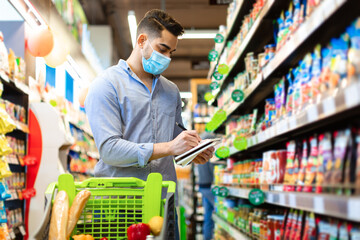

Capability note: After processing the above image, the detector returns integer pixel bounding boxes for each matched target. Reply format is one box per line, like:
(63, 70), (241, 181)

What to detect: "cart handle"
(45, 178), (176, 194)
(162, 181), (176, 193)
(74, 177), (146, 188)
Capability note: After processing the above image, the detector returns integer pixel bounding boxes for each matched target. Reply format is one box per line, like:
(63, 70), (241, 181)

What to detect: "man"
(85, 9), (214, 237)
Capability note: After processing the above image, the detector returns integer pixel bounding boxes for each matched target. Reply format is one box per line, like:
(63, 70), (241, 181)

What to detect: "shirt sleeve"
(173, 90), (184, 139)
(85, 74), (153, 168)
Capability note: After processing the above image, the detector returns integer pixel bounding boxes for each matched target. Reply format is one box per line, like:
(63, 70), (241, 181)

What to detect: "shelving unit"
(213, 80), (360, 160)
(212, 214), (251, 240)
(0, 72), (29, 240)
(208, 0), (360, 239)
(208, 0), (290, 106)
(207, 0), (254, 80)
(216, 186), (360, 222)
(209, 0), (358, 129)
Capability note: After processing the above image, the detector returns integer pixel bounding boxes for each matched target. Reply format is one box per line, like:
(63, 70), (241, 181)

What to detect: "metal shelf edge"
(225, 186), (360, 222)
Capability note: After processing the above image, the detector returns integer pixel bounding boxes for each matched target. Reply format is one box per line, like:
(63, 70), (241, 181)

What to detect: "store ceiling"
(79, 0), (227, 91)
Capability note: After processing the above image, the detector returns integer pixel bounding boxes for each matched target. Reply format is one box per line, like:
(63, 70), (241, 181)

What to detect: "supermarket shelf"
(224, 186), (360, 222)
(210, 0), (278, 106)
(212, 214), (251, 240)
(224, 81), (360, 158)
(210, 74), (262, 132)
(0, 72), (29, 96)
(69, 121), (93, 138)
(210, 0), (357, 108)
(193, 117), (211, 124)
(207, 0), (253, 80)
(262, 0), (348, 81)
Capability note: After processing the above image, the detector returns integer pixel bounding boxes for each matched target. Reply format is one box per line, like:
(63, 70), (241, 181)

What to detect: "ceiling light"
(128, 11), (137, 48)
(179, 30), (218, 39)
(180, 92), (192, 99)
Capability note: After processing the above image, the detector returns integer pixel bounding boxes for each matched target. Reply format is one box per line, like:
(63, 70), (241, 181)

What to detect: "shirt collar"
(118, 59), (160, 94)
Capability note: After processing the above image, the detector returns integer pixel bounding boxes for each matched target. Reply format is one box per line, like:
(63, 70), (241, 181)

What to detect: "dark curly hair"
(137, 9), (184, 38)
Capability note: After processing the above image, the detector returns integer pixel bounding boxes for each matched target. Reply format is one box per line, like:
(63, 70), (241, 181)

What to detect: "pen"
(176, 122), (187, 131)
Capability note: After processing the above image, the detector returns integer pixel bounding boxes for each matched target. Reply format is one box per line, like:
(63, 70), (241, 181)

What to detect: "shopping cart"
(33, 173), (176, 240)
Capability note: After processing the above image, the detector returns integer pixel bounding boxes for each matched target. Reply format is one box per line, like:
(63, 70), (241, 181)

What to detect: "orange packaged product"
(304, 136), (318, 192)
(284, 141), (296, 191)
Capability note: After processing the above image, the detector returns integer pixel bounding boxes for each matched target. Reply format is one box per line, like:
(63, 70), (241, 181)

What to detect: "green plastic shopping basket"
(33, 173), (176, 240)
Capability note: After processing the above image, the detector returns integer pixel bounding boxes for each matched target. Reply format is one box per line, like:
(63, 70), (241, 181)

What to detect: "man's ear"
(137, 33), (147, 48)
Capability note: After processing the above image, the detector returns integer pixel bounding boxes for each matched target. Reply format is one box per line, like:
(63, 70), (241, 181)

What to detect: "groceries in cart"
(49, 190), (91, 240)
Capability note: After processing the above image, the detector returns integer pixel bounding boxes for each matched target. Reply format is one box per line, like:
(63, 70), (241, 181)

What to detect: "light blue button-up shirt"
(85, 59), (183, 187)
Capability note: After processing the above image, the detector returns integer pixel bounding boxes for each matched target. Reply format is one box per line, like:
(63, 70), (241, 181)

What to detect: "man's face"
(141, 29), (178, 60)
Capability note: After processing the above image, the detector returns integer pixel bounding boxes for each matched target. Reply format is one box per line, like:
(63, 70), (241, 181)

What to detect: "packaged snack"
(276, 150), (287, 184)
(331, 129), (351, 195)
(293, 0), (302, 31)
(320, 47), (333, 93)
(329, 220), (339, 240)
(286, 69), (294, 116)
(318, 218), (331, 240)
(276, 12), (286, 50)
(284, 3), (293, 41)
(292, 145), (301, 190)
(302, 212), (317, 240)
(297, 140), (308, 192)
(285, 209), (296, 240)
(339, 222), (349, 240)
(274, 78), (286, 119)
(265, 98), (276, 127)
(350, 224), (360, 240)
(329, 36), (349, 90)
(304, 136), (318, 192)
(316, 132), (332, 193)
(301, 53), (313, 106)
(293, 67), (302, 113)
(284, 141), (296, 191)
(311, 45), (322, 102)
(293, 210), (305, 240)
(347, 18), (360, 81)
(7, 49), (15, 80)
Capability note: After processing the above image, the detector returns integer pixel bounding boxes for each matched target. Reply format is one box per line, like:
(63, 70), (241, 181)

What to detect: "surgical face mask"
(142, 41), (171, 75)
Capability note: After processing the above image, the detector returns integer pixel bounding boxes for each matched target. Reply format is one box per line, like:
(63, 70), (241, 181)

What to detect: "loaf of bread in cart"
(66, 190), (91, 238)
(49, 190), (69, 240)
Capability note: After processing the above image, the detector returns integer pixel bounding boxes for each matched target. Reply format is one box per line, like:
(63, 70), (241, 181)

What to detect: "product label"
(231, 89), (245, 103)
(275, 229), (281, 240)
(208, 49), (218, 61)
(204, 92), (214, 102)
(213, 71), (223, 81)
(214, 33), (225, 43)
(218, 64), (229, 75)
(210, 81), (220, 90)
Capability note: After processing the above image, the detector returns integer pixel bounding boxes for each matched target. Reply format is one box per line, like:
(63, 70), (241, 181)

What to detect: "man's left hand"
(192, 147), (215, 164)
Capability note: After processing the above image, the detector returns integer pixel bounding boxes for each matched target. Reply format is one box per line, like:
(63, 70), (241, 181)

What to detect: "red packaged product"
(285, 210), (296, 240)
(302, 212), (317, 240)
(276, 150), (287, 183)
(304, 136), (318, 192)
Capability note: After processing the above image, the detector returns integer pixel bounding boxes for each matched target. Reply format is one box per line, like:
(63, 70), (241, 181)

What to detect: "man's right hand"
(169, 130), (201, 155)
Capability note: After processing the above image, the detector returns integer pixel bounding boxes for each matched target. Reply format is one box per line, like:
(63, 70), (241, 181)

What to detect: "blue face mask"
(142, 41), (171, 75)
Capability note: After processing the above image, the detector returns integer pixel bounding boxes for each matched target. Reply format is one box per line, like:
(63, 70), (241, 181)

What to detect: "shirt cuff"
(137, 143), (154, 167)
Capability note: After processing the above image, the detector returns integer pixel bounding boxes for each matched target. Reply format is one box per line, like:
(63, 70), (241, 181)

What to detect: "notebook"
(175, 138), (221, 167)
